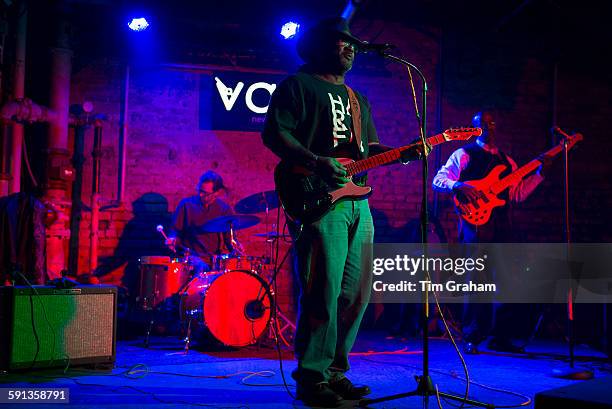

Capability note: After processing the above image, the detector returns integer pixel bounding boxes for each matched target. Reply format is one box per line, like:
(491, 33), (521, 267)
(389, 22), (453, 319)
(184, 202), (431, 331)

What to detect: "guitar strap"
(344, 84), (365, 157)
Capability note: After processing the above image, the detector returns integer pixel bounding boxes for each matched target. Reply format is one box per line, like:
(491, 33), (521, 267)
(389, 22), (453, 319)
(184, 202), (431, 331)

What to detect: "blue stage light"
(128, 17), (150, 32)
(280, 21), (300, 39)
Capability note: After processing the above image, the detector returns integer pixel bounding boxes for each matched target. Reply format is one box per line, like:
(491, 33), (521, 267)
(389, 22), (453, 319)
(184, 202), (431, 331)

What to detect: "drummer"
(166, 171), (236, 272)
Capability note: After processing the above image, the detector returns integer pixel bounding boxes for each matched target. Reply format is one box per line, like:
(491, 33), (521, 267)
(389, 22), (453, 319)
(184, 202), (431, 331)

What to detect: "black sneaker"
(296, 382), (344, 407)
(329, 376), (371, 400)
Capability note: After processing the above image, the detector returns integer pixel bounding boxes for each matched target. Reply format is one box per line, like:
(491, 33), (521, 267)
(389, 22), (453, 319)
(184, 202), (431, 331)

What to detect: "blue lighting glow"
(341, 3), (356, 20)
(280, 21), (300, 39)
(128, 17), (150, 32)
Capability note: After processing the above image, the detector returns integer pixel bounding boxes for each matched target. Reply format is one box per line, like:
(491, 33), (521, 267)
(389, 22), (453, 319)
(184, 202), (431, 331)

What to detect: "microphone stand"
(360, 51), (492, 408)
(552, 132), (593, 380)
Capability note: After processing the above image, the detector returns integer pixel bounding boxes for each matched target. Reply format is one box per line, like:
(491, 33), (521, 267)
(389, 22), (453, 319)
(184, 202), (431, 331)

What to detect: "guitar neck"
(345, 133), (448, 176)
(493, 143), (564, 194)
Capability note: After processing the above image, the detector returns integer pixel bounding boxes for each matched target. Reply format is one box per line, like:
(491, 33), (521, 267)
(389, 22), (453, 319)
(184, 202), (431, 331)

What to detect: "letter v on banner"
(214, 77), (244, 111)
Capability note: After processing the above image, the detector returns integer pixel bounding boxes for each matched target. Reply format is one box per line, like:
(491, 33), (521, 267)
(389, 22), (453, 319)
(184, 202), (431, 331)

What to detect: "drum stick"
(156, 225), (169, 240)
(157, 225), (176, 253)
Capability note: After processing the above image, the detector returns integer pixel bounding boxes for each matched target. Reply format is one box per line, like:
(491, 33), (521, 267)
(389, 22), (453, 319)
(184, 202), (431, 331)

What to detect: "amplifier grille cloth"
(11, 293), (114, 364)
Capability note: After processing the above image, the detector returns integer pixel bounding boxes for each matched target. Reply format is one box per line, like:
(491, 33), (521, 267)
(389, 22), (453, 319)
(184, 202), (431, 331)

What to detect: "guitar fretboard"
(345, 133), (449, 176)
(492, 142), (567, 194)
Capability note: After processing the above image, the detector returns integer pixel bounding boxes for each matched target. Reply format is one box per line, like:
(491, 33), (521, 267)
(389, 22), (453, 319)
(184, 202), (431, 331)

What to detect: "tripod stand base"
(359, 375), (494, 408)
(551, 367), (594, 380)
(270, 308), (296, 347)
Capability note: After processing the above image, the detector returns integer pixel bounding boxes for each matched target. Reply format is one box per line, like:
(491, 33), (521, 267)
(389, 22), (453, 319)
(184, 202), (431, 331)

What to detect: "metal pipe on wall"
(0, 13), (9, 196)
(67, 121), (86, 274)
(68, 112), (107, 275)
(48, 48), (72, 151)
(44, 17), (74, 279)
(89, 125), (102, 272)
(1, 99), (56, 122)
(117, 64), (129, 204)
(0, 125), (9, 196)
(9, 0), (27, 194)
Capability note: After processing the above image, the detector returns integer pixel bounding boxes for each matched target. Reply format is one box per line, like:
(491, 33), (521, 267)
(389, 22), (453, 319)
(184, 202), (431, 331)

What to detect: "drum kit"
(137, 190), (294, 349)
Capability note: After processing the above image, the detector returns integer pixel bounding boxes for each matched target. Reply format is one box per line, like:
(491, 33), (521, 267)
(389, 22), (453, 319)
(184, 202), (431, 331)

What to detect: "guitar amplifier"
(0, 285), (117, 370)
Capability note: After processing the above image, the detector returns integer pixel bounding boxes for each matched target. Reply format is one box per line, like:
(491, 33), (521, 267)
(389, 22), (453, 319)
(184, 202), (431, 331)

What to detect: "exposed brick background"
(68, 20), (612, 318)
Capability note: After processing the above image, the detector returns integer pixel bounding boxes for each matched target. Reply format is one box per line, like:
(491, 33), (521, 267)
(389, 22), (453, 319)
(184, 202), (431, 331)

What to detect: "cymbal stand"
(260, 207), (296, 346)
(262, 193), (275, 266)
(229, 221), (245, 255)
(264, 233), (296, 347)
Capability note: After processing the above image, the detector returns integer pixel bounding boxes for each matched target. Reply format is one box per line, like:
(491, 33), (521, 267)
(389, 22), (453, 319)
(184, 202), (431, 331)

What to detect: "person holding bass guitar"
(433, 110), (549, 354)
(261, 17), (430, 407)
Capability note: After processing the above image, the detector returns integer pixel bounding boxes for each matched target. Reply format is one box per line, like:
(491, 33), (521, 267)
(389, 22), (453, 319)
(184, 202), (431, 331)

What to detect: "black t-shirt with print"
(262, 68), (379, 164)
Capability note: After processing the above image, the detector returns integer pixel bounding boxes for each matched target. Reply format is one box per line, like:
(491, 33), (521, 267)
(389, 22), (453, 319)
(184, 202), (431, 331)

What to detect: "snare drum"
(138, 255), (192, 310)
(180, 269), (272, 347)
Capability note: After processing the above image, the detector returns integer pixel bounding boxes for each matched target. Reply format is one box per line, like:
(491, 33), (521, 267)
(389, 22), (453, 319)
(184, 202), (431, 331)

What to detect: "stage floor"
(1, 331), (610, 408)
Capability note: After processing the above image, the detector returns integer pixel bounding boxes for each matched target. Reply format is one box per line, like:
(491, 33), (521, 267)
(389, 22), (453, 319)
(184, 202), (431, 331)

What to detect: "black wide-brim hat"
(297, 17), (364, 63)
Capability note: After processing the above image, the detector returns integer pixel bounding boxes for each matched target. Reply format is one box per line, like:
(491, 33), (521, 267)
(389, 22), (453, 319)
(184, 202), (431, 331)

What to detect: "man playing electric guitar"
(433, 111), (548, 354)
(262, 17), (429, 407)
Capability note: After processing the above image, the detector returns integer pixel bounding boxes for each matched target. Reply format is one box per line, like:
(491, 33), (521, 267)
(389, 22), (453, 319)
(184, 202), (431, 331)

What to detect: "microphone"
(245, 299), (268, 321)
(358, 41), (396, 53)
(551, 126), (572, 139)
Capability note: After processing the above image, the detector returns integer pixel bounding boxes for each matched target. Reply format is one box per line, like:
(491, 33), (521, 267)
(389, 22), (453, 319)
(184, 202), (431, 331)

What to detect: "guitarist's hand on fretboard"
(399, 138), (433, 163)
(452, 182), (485, 205)
(316, 156), (350, 188)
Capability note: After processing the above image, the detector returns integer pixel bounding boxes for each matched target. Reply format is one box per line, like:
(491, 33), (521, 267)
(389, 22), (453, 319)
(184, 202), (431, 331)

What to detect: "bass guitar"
(275, 127), (482, 224)
(454, 132), (583, 226)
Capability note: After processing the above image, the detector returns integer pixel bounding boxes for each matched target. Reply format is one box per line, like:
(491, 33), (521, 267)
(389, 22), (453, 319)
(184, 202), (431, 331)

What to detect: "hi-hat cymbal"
(235, 191), (279, 214)
(200, 215), (260, 233)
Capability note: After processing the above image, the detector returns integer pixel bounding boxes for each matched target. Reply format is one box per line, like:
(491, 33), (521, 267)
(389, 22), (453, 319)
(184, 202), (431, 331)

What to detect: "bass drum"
(181, 270), (272, 347)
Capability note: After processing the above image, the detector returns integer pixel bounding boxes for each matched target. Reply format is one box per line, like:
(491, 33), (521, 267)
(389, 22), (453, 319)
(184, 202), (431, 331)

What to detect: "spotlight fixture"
(280, 21), (300, 40)
(128, 17), (150, 32)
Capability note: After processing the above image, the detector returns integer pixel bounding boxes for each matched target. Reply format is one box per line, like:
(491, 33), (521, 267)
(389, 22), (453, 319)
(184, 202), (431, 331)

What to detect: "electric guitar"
(275, 127), (482, 224)
(454, 133), (583, 226)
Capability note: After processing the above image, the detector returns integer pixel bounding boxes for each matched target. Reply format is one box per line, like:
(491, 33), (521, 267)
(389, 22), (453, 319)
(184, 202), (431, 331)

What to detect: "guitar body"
(453, 164), (507, 226)
(275, 157), (372, 224)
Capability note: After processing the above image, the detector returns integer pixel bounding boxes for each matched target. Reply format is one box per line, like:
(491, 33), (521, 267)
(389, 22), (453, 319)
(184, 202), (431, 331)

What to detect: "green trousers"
(291, 199), (374, 384)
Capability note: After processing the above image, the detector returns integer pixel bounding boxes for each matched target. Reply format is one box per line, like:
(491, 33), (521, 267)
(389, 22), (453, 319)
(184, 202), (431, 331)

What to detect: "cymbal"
(235, 190), (279, 214)
(253, 231), (291, 239)
(200, 215), (260, 233)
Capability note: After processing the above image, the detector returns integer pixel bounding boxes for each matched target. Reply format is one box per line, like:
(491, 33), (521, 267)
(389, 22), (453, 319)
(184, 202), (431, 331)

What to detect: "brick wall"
(68, 21), (612, 317)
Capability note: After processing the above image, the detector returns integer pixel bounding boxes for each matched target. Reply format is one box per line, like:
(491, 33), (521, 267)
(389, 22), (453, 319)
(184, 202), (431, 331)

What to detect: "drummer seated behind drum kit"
(137, 171), (288, 348)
